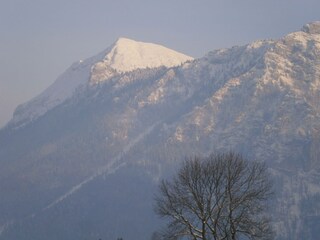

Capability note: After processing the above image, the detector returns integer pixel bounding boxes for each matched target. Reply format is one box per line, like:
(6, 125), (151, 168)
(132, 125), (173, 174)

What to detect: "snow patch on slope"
(9, 53), (105, 128)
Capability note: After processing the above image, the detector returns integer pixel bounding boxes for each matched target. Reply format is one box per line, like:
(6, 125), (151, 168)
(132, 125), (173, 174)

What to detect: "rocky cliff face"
(0, 23), (319, 240)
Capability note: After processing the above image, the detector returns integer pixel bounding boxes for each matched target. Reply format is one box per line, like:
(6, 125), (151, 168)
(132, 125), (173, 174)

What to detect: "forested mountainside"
(1, 22), (320, 240)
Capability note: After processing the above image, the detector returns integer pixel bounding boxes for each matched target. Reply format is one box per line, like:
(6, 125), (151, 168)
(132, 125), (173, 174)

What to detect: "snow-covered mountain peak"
(89, 37), (194, 84)
(8, 38), (193, 128)
(107, 37), (194, 72)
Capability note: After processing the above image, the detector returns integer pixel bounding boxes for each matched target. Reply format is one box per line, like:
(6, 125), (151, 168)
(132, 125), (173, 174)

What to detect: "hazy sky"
(0, 0), (319, 127)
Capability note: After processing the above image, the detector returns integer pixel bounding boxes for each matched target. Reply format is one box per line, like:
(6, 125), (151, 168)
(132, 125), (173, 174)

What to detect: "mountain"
(9, 37), (193, 128)
(0, 22), (320, 240)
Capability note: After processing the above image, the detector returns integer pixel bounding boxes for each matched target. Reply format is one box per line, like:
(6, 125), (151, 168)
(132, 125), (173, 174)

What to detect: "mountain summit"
(9, 38), (193, 128)
(90, 37), (193, 84)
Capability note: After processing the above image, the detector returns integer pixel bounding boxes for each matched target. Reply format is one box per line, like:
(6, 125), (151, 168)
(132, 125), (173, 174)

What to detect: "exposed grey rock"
(301, 21), (320, 34)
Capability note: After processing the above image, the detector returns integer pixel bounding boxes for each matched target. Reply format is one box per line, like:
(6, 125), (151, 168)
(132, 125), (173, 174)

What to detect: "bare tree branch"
(154, 152), (274, 240)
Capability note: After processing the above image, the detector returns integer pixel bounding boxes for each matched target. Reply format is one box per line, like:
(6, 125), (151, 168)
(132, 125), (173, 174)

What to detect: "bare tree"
(154, 152), (273, 240)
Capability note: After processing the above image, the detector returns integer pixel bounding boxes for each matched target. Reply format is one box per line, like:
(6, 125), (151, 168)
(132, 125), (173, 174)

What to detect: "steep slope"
(0, 22), (320, 240)
(9, 38), (193, 128)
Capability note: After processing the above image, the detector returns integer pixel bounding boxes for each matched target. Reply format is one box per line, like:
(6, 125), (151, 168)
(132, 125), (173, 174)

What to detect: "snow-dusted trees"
(154, 152), (273, 240)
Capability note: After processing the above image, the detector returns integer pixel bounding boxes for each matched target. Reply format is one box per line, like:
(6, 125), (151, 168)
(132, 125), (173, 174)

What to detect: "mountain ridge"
(1, 22), (320, 240)
(8, 38), (193, 129)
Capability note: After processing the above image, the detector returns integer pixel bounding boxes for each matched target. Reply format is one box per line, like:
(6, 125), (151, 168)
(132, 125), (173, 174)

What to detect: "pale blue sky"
(0, 0), (319, 127)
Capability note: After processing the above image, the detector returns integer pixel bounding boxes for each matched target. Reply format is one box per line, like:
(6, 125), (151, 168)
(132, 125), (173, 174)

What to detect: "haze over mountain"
(0, 22), (320, 240)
